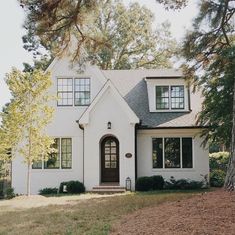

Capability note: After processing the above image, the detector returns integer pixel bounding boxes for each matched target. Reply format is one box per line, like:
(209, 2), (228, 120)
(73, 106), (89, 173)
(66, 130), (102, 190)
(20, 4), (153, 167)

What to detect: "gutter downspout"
(77, 121), (85, 184)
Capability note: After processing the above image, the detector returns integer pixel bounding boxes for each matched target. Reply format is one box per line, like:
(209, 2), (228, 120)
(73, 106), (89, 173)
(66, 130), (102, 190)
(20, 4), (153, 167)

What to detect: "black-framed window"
(182, 138), (193, 168)
(156, 85), (185, 110)
(32, 137), (72, 170)
(165, 138), (180, 168)
(152, 138), (163, 168)
(152, 137), (193, 169)
(61, 138), (72, 169)
(171, 86), (184, 109)
(74, 78), (90, 106)
(44, 138), (60, 169)
(57, 78), (73, 106)
(32, 160), (42, 169)
(156, 86), (169, 109)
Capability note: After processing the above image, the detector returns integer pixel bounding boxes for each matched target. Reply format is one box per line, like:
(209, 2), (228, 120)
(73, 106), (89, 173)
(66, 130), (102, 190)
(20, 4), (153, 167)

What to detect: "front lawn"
(0, 190), (207, 235)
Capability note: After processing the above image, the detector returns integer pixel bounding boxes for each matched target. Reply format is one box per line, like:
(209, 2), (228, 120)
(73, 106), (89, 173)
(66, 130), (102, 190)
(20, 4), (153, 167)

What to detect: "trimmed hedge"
(164, 177), (204, 190)
(59, 180), (85, 194)
(210, 169), (226, 187)
(136, 175), (164, 191)
(151, 175), (164, 190)
(209, 152), (229, 172)
(209, 152), (229, 187)
(39, 187), (58, 195)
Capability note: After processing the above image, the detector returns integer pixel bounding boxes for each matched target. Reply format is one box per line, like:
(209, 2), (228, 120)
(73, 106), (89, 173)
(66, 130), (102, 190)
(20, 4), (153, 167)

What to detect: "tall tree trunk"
(27, 162), (31, 196)
(224, 77), (235, 190)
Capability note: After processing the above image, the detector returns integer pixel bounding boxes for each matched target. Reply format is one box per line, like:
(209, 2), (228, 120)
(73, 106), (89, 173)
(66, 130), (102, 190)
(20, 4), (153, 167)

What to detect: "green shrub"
(210, 169), (226, 187)
(6, 187), (15, 199)
(39, 187), (58, 195)
(135, 176), (154, 191)
(59, 181), (85, 194)
(209, 152), (229, 172)
(164, 177), (203, 190)
(151, 175), (164, 190)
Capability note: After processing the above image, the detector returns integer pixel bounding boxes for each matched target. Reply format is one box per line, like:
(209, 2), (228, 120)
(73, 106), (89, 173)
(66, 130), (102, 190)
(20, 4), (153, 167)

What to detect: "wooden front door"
(101, 136), (119, 182)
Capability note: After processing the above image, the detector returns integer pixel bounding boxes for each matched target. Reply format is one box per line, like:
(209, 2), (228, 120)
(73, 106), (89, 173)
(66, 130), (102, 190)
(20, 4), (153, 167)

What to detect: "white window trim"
(152, 137), (194, 170)
(32, 137), (73, 170)
(155, 85), (185, 111)
(57, 77), (91, 107)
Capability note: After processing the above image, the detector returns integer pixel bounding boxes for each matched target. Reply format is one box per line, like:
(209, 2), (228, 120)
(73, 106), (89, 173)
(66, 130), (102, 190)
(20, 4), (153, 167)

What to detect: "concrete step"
(91, 186), (126, 194)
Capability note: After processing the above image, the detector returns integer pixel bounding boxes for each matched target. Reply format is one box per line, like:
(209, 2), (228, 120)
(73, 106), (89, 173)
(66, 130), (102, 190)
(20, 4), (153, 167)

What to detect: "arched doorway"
(101, 136), (119, 182)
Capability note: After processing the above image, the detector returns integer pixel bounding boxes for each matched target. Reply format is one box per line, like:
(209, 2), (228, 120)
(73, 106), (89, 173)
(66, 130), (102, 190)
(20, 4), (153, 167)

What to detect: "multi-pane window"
(74, 78), (90, 106)
(152, 137), (193, 169)
(156, 85), (185, 110)
(32, 138), (72, 170)
(156, 86), (169, 109)
(104, 139), (118, 169)
(152, 138), (163, 168)
(171, 86), (184, 109)
(44, 138), (60, 169)
(57, 78), (73, 106)
(61, 138), (72, 169)
(165, 138), (180, 168)
(32, 160), (42, 169)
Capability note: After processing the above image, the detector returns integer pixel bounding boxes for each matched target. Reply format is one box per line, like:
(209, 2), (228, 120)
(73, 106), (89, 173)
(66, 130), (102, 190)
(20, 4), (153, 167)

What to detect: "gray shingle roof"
(102, 69), (203, 128)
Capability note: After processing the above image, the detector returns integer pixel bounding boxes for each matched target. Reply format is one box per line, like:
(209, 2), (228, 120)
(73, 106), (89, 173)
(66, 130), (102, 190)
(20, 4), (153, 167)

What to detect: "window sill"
(32, 169), (73, 173)
(152, 168), (195, 172)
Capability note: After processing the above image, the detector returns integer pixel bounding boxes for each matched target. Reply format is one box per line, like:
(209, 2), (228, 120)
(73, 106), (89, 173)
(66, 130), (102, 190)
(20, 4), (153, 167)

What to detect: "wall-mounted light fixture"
(107, 121), (111, 129)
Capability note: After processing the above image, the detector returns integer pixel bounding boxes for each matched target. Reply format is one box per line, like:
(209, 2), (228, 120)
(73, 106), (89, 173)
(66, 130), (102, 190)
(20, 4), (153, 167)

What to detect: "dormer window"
(156, 85), (184, 110)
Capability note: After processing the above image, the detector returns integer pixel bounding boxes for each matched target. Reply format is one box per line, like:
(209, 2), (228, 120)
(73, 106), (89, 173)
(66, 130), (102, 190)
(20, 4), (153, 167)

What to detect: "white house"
(12, 56), (209, 194)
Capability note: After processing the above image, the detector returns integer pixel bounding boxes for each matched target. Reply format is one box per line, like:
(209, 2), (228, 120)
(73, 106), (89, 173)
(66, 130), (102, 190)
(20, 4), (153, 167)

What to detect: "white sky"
(0, 0), (198, 110)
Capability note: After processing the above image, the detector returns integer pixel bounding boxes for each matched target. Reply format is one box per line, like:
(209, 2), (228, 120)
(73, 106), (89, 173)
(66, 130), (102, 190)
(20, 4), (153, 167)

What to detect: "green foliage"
(181, 0), (235, 148)
(209, 152), (230, 172)
(19, 0), (99, 58)
(164, 177), (204, 190)
(136, 175), (164, 191)
(59, 181), (85, 194)
(151, 175), (164, 190)
(39, 187), (58, 195)
(210, 169), (226, 187)
(6, 187), (15, 199)
(87, 0), (176, 69)
(135, 177), (154, 191)
(0, 69), (55, 195)
(20, 0), (176, 69)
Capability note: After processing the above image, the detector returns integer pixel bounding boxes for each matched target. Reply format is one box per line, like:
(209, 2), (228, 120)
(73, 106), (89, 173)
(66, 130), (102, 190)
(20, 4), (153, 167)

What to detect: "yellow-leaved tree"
(0, 69), (55, 196)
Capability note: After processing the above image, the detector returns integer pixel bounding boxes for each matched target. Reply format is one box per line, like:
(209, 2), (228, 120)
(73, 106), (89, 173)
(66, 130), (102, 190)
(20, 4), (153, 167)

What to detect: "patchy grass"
(0, 190), (208, 235)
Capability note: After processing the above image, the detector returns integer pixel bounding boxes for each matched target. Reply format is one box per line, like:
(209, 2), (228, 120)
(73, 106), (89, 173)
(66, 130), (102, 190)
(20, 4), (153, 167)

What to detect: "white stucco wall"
(83, 88), (136, 191)
(137, 129), (209, 182)
(12, 58), (107, 194)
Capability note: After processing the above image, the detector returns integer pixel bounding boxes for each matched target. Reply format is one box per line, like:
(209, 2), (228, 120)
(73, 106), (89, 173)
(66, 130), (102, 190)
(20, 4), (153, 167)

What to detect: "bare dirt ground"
(0, 192), (127, 211)
(111, 189), (235, 235)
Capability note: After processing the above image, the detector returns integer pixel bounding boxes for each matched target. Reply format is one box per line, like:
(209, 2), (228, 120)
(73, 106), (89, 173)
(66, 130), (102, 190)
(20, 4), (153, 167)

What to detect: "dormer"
(145, 73), (190, 113)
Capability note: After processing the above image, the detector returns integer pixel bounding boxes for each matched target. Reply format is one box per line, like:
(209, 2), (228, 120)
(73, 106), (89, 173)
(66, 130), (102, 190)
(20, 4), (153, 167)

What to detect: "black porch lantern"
(126, 177), (131, 191)
(107, 121), (111, 129)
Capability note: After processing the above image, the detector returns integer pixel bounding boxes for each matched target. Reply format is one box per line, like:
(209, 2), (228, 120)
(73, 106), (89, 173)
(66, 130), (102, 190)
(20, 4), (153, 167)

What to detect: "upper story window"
(57, 78), (73, 106)
(74, 78), (90, 106)
(156, 85), (184, 110)
(156, 86), (169, 109)
(171, 86), (184, 109)
(57, 78), (90, 106)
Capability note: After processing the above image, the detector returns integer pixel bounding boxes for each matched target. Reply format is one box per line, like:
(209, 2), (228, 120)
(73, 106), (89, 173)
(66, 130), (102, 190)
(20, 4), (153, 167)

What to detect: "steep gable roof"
(79, 79), (139, 125)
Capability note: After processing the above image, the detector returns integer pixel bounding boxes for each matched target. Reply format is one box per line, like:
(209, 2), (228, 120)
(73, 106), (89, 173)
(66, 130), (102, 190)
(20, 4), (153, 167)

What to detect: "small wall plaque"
(125, 153), (132, 158)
